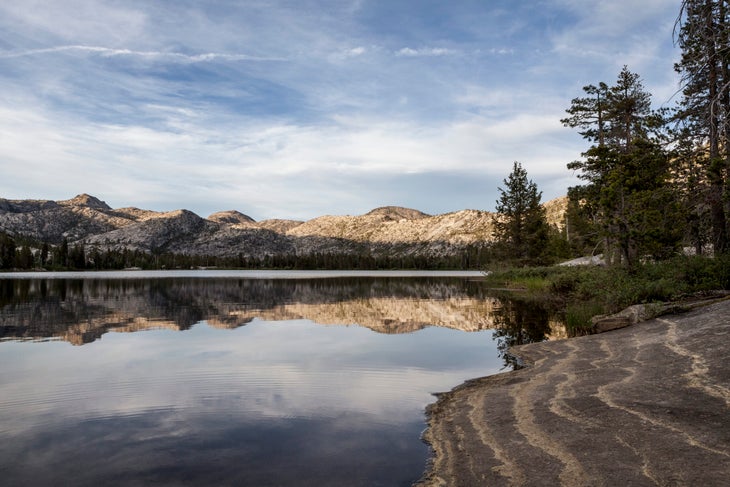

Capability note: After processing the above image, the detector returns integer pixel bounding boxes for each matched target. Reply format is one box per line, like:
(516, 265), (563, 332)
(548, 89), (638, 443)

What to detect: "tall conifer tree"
(563, 68), (680, 266)
(493, 162), (549, 265)
(674, 0), (730, 254)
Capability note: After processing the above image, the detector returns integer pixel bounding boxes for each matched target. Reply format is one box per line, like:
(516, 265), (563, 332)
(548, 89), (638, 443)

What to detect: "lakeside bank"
(417, 298), (730, 486)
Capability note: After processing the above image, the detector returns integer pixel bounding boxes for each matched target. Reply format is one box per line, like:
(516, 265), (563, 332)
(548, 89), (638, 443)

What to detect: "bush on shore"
(483, 255), (730, 333)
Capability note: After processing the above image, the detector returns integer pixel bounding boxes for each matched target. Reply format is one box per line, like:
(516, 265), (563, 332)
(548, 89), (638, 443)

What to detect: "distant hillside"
(0, 194), (568, 260)
(207, 210), (256, 226)
(543, 196), (568, 231)
(0, 193), (140, 244)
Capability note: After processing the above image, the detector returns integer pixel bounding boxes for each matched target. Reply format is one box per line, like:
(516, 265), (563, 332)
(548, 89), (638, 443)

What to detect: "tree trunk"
(721, 0), (730, 253)
(705, 0), (728, 253)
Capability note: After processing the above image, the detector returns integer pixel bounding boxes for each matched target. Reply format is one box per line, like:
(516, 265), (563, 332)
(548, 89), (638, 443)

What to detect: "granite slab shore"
(418, 298), (730, 486)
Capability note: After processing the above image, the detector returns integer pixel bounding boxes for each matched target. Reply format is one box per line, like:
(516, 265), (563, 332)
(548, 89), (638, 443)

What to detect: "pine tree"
(54, 238), (69, 269)
(493, 162), (550, 265)
(0, 233), (16, 269)
(673, 0), (730, 254)
(17, 246), (34, 269)
(563, 67), (680, 266)
(40, 242), (49, 267)
(562, 82), (610, 146)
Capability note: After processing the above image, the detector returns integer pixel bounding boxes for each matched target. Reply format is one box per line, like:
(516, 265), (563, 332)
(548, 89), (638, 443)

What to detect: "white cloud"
(395, 47), (458, 57)
(345, 46), (366, 57)
(327, 45), (369, 62)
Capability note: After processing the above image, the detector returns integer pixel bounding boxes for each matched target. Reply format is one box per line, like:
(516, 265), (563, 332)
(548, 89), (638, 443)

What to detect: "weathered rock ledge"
(418, 297), (730, 486)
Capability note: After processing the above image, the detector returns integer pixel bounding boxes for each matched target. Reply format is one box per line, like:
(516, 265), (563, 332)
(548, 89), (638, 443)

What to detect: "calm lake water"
(0, 271), (563, 486)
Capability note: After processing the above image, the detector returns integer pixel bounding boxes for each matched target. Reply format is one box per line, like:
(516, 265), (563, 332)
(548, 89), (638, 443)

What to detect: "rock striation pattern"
(418, 298), (730, 486)
(0, 193), (567, 259)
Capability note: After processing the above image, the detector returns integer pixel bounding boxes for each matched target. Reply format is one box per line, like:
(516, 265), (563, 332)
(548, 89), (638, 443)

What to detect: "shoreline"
(417, 298), (730, 485)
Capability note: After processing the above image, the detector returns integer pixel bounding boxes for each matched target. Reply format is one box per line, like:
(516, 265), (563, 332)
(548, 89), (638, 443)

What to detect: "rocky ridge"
(207, 210), (256, 226)
(0, 194), (568, 259)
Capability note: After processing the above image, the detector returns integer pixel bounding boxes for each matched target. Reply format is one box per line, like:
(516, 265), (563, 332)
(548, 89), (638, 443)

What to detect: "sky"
(0, 0), (683, 221)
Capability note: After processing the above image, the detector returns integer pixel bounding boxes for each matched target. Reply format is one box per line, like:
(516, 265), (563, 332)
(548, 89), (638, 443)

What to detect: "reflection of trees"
(0, 277), (568, 348)
(0, 277), (502, 344)
(492, 296), (552, 369)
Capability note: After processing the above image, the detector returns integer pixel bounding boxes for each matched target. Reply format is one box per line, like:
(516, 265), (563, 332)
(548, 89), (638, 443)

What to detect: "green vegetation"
(489, 1), (730, 335)
(564, 301), (605, 335)
(491, 162), (564, 266)
(556, 1), (730, 265)
(483, 256), (730, 334)
(486, 1), (730, 333)
(674, 0), (730, 255)
(561, 66), (684, 265)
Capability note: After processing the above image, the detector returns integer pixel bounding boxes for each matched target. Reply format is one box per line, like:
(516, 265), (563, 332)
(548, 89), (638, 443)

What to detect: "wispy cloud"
(0, 45), (285, 63)
(549, 0), (677, 70)
(488, 48), (514, 55)
(344, 46), (366, 57)
(328, 46), (369, 62)
(395, 47), (458, 57)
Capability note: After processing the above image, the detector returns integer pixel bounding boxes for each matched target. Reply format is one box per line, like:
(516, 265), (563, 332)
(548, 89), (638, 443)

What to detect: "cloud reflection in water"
(0, 277), (556, 486)
(0, 275), (551, 486)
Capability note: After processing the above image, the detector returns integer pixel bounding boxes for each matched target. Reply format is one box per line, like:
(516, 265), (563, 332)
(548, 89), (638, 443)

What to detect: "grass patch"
(483, 267), (553, 290)
(565, 300), (604, 335)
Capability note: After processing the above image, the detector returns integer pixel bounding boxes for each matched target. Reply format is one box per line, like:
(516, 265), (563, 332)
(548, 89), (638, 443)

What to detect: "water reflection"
(0, 276), (527, 344)
(0, 274), (566, 486)
(491, 294), (564, 369)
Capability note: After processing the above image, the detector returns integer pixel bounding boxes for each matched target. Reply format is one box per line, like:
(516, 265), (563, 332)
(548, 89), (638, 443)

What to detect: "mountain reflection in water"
(0, 273), (565, 486)
(0, 275), (565, 345)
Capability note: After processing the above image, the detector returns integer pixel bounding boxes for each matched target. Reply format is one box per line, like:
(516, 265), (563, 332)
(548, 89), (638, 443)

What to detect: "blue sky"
(0, 0), (681, 220)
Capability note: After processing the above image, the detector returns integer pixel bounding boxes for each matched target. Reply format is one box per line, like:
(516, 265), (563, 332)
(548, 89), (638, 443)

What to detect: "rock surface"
(418, 298), (730, 486)
(543, 195), (568, 232)
(207, 210), (256, 226)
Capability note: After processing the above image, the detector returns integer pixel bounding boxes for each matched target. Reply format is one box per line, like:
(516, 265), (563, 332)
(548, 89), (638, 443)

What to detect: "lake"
(0, 270), (564, 486)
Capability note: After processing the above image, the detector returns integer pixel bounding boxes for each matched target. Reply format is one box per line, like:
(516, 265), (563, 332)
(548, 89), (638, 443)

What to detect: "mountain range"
(0, 194), (567, 259)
